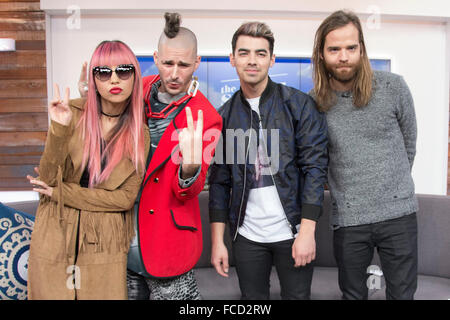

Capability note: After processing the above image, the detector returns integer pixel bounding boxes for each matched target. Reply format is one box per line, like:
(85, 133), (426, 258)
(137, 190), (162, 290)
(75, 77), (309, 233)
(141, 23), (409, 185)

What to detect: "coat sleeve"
(50, 126), (150, 213)
(295, 95), (329, 222)
(171, 111), (223, 202)
(51, 170), (143, 212)
(207, 122), (231, 224)
(38, 119), (74, 186)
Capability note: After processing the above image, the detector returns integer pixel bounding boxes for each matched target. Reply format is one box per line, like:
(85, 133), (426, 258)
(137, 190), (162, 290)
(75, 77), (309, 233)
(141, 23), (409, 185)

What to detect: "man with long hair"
(311, 10), (418, 300)
(209, 21), (328, 299)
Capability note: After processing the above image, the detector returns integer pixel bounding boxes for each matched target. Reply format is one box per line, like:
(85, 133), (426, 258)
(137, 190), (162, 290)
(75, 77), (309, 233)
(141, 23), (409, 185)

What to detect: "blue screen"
(138, 56), (391, 109)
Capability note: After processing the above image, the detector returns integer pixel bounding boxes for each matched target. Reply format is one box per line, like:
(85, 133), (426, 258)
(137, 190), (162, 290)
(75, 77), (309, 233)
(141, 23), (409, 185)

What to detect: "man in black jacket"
(208, 21), (328, 300)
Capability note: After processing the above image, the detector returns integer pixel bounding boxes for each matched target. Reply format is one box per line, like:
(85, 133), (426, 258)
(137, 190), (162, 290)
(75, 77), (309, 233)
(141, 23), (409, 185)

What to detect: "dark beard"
(326, 62), (361, 84)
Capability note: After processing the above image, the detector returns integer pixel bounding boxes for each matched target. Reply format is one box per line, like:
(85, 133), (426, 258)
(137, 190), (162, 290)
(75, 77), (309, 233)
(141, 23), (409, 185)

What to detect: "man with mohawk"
(125, 12), (222, 300)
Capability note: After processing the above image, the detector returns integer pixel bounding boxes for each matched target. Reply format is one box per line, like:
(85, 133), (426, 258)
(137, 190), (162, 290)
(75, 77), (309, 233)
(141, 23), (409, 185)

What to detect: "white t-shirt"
(238, 97), (296, 243)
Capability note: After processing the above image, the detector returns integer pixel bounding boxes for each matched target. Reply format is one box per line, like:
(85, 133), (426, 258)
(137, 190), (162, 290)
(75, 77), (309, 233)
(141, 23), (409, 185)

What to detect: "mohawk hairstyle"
(164, 12), (181, 38)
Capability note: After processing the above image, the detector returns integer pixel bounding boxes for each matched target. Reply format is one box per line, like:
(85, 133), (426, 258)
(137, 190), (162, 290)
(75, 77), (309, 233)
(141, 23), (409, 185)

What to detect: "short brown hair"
(312, 10), (373, 111)
(231, 21), (275, 56)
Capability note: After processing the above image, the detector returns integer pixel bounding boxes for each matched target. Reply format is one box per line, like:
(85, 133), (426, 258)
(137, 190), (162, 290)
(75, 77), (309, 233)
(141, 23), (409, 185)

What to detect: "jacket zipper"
(234, 109), (252, 242)
(256, 112), (295, 236)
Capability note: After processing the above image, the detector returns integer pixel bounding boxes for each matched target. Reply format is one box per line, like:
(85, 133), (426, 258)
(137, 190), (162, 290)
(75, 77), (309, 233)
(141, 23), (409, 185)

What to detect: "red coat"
(137, 75), (222, 278)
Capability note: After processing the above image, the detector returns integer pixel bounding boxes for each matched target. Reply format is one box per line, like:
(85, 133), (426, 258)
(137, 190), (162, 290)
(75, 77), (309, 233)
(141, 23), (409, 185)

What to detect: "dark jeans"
(232, 234), (314, 300)
(333, 213), (418, 300)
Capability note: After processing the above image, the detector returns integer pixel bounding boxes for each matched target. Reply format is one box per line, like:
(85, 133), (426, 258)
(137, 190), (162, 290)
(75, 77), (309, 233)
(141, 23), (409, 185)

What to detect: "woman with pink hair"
(26, 40), (149, 299)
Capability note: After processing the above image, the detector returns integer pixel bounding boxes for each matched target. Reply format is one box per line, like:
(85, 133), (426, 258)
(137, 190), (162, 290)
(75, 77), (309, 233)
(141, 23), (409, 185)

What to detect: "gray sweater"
(324, 70), (418, 228)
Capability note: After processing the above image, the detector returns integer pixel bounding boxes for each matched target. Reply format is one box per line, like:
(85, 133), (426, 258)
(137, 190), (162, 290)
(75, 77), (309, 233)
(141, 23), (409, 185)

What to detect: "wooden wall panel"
(0, 79), (47, 98)
(0, 164), (36, 177)
(0, 98), (47, 112)
(0, 11), (44, 31)
(0, 0), (47, 191)
(0, 145), (43, 165)
(15, 39), (44, 50)
(0, 178), (37, 189)
(0, 132), (47, 147)
(1, 50), (46, 67)
(0, 30), (44, 40)
(0, 2), (40, 12)
(0, 112), (48, 131)
(0, 67), (46, 79)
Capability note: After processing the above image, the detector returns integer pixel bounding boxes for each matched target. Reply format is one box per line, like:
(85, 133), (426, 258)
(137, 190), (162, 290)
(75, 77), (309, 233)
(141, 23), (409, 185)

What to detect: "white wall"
(3, 1), (449, 203)
(40, 0), (450, 19)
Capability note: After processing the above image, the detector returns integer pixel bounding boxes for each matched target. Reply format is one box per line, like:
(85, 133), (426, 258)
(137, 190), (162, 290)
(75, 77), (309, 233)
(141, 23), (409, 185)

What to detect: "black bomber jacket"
(208, 78), (329, 240)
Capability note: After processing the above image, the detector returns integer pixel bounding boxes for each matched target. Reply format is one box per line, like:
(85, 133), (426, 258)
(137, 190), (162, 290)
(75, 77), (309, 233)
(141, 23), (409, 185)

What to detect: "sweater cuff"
(301, 203), (322, 222)
(178, 164), (201, 188)
(209, 209), (228, 224)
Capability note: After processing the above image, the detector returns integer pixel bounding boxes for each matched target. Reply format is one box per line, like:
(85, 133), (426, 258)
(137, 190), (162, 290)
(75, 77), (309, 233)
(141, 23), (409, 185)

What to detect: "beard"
(325, 60), (361, 84)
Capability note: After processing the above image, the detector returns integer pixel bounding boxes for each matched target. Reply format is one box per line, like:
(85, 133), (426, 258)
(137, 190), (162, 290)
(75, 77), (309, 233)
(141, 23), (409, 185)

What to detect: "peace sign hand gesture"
(178, 107), (203, 179)
(49, 83), (72, 126)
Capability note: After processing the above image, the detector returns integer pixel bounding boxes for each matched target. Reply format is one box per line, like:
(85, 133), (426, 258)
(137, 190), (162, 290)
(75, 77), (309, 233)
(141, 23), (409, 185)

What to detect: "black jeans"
(333, 213), (418, 300)
(232, 234), (314, 300)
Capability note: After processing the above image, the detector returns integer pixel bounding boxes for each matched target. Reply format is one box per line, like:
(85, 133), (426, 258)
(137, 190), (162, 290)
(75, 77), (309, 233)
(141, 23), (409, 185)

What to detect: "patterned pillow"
(0, 202), (35, 300)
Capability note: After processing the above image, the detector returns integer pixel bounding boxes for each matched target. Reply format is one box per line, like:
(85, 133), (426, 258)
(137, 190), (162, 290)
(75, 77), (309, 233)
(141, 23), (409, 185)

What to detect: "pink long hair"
(78, 40), (145, 187)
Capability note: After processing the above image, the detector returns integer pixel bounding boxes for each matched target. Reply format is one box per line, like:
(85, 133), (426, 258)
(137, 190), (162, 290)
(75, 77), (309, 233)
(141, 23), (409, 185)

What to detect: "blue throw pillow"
(0, 202), (35, 300)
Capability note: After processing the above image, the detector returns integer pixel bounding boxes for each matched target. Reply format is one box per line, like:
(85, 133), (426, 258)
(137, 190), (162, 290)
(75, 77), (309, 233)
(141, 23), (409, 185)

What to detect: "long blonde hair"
(312, 10), (373, 112)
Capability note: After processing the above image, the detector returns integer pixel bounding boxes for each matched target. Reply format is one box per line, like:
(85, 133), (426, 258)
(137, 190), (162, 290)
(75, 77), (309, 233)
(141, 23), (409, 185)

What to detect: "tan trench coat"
(27, 99), (150, 300)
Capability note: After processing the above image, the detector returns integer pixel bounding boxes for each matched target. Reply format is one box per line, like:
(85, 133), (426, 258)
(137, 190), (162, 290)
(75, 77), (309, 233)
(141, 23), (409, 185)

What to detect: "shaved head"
(158, 27), (198, 57)
(154, 12), (201, 96)
(157, 12), (198, 58)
